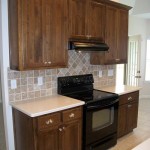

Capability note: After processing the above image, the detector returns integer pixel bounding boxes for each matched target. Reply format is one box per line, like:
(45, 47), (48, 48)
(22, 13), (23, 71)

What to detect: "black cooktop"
(58, 74), (118, 105)
(64, 89), (118, 104)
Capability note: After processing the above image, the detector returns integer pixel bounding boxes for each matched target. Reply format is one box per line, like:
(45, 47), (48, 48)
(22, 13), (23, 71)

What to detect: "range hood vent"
(68, 36), (109, 52)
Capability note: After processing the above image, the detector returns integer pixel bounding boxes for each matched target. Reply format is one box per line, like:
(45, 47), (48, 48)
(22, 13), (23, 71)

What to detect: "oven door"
(85, 99), (118, 145)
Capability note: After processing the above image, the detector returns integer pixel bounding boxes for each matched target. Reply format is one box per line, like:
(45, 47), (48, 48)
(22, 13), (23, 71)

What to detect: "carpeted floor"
(110, 98), (150, 150)
(0, 103), (6, 150)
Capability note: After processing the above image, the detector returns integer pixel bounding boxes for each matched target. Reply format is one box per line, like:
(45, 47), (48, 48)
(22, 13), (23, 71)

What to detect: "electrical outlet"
(108, 69), (114, 77)
(99, 70), (103, 78)
(11, 80), (17, 89)
(38, 77), (43, 85)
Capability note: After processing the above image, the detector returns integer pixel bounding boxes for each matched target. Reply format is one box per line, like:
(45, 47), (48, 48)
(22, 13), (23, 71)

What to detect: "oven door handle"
(86, 99), (118, 110)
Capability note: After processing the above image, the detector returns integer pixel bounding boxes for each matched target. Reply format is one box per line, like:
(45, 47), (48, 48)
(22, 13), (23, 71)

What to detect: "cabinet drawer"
(37, 112), (61, 130)
(62, 107), (82, 123)
(119, 91), (139, 105)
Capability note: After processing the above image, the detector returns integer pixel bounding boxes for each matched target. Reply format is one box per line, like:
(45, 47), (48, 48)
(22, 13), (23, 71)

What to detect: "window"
(145, 39), (150, 81)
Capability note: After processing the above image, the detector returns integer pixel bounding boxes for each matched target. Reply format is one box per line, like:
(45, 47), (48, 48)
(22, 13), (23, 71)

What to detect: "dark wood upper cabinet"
(9, 0), (68, 70)
(117, 9), (129, 63)
(104, 5), (118, 64)
(88, 0), (106, 40)
(90, 2), (131, 65)
(69, 0), (87, 37)
(69, 0), (105, 41)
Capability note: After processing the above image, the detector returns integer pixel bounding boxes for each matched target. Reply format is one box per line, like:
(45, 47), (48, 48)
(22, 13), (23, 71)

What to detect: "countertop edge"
(11, 101), (85, 117)
(94, 85), (142, 95)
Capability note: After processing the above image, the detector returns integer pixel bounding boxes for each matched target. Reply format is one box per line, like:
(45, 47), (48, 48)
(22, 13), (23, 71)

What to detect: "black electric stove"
(58, 74), (119, 150)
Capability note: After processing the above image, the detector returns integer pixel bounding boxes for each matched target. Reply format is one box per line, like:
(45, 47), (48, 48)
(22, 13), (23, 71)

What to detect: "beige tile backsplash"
(8, 51), (116, 102)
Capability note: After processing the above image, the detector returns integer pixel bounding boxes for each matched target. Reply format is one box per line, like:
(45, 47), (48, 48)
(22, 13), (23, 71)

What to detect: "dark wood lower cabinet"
(60, 121), (82, 150)
(117, 91), (139, 138)
(13, 106), (82, 150)
(37, 129), (59, 150)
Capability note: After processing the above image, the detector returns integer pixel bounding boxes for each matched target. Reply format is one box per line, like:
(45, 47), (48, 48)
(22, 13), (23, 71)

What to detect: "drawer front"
(37, 112), (61, 130)
(63, 107), (82, 123)
(119, 91), (139, 105)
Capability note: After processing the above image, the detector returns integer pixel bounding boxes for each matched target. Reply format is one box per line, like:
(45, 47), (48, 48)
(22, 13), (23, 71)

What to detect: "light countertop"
(10, 95), (85, 117)
(95, 85), (141, 95)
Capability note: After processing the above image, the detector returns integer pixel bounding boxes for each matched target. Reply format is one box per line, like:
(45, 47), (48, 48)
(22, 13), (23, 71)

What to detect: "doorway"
(125, 35), (141, 86)
(116, 35), (141, 86)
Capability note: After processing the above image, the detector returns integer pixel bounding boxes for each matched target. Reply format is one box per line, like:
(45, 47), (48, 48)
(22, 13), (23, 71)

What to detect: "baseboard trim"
(140, 95), (150, 99)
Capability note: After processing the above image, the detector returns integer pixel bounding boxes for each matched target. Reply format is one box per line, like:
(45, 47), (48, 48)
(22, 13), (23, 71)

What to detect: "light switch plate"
(108, 69), (114, 77)
(99, 70), (103, 78)
(11, 80), (17, 89)
(38, 77), (43, 85)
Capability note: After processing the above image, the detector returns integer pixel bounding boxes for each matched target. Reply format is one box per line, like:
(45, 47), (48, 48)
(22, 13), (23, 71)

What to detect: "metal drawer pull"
(48, 61), (51, 64)
(115, 59), (120, 61)
(46, 119), (53, 125)
(69, 113), (75, 118)
(44, 62), (48, 64)
(128, 104), (132, 108)
(128, 97), (132, 101)
(59, 128), (63, 132)
(63, 126), (66, 130)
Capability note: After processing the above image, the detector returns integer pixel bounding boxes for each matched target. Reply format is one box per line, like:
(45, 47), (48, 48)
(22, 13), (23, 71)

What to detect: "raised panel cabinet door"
(88, 0), (105, 40)
(127, 102), (138, 132)
(69, 0), (87, 37)
(44, 0), (68, 68)
(37, 129), (59, 150)
(117, 9), (128, 64)
(60, 121), (82, 150)
(9, 0), (68, 70)
(117, 104), (127, 138)
(105, 5), (118, 64)
(19, 0), (47, 69)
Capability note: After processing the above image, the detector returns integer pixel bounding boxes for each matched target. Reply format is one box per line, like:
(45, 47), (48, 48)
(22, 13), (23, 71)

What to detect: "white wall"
(128, 15), (150, 98)
(111, 0), (136, 7)
(139, 20), (150, 98)
(0, 0), (15, 149)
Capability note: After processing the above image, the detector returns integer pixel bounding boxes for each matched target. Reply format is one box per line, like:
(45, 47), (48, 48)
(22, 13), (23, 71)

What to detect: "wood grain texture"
(117, 91), (139, 138)
(13, 108), (36, 150)
(60, 120), (82, 150)
(9, 0), (68, 70)
(8, 0), (19, 70)
(13, 106), (82, 150)
(88, 0), (106, 40)
(69, 0), (87, 37)
(90, 2), (130, 65)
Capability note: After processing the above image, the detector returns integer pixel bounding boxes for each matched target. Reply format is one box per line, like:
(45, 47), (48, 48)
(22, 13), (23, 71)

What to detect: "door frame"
(0, 0), (15, 149)
(124, 35), (142, 86)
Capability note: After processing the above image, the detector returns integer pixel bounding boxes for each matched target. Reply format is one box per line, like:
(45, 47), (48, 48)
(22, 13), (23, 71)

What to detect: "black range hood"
(68, 36), (109, 52)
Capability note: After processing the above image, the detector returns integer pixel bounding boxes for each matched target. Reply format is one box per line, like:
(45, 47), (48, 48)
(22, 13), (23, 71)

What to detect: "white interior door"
(126, 35), (141, 86)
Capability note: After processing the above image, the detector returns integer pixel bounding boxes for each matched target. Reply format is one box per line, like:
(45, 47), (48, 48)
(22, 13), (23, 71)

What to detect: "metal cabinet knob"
(62, 126), (66, 130)
(44, 62), (48, 64)
(128, 104), (132, 108)
(46, 119), (53, 125)
(59, 128), (63, 132)
(48, 61), (51, 64)
(128, 97), (132, 101)
(115, 59), (120, 61)
(69, 113), (75, 118)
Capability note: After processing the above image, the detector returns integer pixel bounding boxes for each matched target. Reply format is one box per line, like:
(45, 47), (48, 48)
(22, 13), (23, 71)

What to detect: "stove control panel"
(58, 74), (94, 88)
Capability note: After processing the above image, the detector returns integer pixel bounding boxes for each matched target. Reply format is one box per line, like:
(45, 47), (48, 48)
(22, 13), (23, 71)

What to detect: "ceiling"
(111, 0), (150, 19)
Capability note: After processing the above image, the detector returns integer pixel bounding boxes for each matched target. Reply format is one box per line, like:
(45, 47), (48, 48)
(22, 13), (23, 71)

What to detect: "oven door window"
(92, 107), (114, 131)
